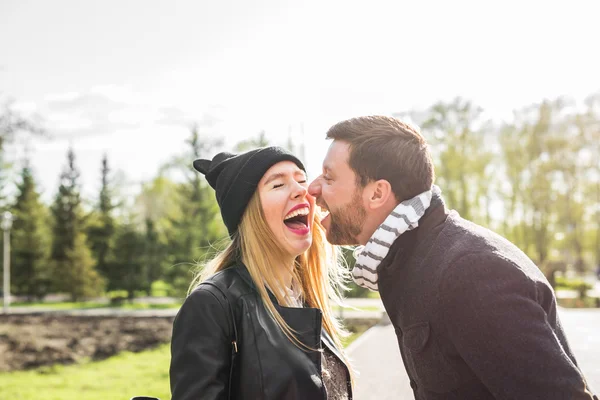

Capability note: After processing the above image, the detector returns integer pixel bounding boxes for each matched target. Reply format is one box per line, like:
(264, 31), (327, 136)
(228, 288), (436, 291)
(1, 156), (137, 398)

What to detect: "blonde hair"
(189, 191), (351, 364)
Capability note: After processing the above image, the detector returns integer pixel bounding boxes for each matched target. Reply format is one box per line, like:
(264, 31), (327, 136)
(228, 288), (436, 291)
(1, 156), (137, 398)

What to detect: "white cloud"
(21, 85), (227, 203)
(44, 92), (80, 103)
(39, 86), (199, 140)
(11, 101), (38, 114)
(47, 113), (94, 131)
(90, 84), (147, 105)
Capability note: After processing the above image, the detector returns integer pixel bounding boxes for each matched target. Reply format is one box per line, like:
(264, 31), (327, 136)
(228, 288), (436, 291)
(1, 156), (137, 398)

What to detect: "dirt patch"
(0, 314), (175, 372)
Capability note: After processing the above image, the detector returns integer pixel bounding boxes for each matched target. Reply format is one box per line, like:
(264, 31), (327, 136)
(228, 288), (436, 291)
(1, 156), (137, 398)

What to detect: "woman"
(169, 146), (353, 400)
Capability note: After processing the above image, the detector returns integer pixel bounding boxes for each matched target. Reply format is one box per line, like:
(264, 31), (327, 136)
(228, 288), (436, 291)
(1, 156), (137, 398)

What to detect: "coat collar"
(230, 262), (282, 305)
(230, 262), (350, 363)
(378, 202), (449, 273)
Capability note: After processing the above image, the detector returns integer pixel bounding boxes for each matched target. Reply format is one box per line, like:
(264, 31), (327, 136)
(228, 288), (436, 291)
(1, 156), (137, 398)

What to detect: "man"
(308, 115), (597, 400)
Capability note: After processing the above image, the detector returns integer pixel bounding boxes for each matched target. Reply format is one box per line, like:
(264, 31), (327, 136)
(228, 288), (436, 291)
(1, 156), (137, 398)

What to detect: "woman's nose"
(292, 181), (308, 198)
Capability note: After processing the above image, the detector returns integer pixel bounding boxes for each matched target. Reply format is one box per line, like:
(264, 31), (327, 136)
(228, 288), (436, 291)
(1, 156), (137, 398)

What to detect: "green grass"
(366, 291), (381, 299)
(0, 331), (366, 400)
(341, 332), (361, 348)
(11, 301), (110, 310)
(0, 344), (171, 400)
(557, 297), (600, 308)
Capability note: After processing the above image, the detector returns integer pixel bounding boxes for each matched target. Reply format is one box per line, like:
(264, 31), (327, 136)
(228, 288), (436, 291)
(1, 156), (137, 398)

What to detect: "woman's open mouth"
(284, 205), (310, 235)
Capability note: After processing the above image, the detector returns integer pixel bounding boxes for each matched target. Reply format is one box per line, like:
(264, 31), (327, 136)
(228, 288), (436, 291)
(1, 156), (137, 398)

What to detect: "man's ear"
(365, 179), (394, 210)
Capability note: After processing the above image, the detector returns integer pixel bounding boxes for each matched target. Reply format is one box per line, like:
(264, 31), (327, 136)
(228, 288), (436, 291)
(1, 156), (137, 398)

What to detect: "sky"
(1, 0), (599, 204)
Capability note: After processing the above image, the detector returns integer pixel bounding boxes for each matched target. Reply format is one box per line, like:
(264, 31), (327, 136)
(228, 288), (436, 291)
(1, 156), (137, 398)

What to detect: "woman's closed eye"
(274, 180), (306, 189)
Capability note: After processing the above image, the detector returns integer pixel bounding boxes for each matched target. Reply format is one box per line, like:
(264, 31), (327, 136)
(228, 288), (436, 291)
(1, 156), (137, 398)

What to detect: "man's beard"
(325, 191), (367, 245)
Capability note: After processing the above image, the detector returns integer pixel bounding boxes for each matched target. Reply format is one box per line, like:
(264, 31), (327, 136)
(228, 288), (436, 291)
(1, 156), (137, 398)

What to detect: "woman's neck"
(280, 257), (295, 289)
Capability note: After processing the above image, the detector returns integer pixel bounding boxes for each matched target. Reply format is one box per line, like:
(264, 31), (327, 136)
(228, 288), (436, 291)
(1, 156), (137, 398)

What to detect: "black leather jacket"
(170, 264), (353, 399)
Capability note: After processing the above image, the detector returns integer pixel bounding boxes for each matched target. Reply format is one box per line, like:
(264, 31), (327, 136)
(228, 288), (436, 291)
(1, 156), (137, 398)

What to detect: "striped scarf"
(352, 185), (440, 291)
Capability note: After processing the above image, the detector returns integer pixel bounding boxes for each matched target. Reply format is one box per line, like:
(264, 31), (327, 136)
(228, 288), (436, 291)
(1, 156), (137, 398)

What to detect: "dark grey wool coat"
(377, 204), (597, 400)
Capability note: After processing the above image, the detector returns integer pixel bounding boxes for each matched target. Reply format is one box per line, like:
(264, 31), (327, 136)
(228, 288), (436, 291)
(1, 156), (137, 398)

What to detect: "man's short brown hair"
(326, 115), (435, 202)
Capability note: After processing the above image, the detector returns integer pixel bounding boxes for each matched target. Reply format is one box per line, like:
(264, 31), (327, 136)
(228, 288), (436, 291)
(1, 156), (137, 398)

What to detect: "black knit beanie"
(193, 146), (306, 236)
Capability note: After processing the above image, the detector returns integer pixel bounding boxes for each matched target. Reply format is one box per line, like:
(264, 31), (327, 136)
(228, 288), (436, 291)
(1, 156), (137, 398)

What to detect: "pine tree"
(10, 162), (51, 299)
(110, 222), (146, 299)
(144, 218), (162, 294)
(63, 231), (105, 300)
(87, 153), (115, 280)
(50, 148), (105, 300)
(50, 148), (81, 264)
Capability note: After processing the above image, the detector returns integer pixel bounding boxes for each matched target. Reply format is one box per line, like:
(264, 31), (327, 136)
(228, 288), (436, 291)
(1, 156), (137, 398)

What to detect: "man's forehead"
(323, 141), (350, 170)
(322, 160), (336, 172)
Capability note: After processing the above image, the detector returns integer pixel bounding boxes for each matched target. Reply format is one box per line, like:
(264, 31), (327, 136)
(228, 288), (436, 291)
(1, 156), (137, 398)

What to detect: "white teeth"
(284, 207), (309, 220)
(317, 204), (329, 213)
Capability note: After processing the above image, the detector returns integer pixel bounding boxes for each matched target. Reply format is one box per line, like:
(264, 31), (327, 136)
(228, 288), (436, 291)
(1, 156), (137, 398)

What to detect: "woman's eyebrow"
(264, 170), (306, 185)
(263, 172), (286, 185)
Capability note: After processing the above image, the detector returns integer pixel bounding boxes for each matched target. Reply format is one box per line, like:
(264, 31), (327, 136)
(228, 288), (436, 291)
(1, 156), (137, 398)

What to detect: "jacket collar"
(415, 202), (448, 243)
(231, 263), (349, 353)
(230, 262), (286, 305)
(378, 202), (449, 272)
(321, 328), (344, 360)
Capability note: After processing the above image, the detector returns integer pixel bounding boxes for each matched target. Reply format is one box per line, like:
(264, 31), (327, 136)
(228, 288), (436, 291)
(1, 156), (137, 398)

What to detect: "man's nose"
(308, 177), (322, 198)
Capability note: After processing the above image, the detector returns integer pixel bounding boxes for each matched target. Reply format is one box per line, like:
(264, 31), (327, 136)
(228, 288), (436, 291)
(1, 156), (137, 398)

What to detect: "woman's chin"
(282, 239), (312, 259)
